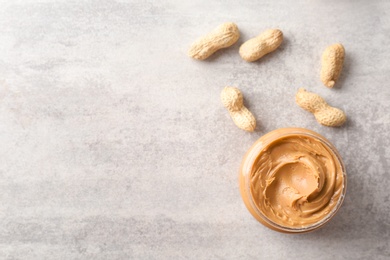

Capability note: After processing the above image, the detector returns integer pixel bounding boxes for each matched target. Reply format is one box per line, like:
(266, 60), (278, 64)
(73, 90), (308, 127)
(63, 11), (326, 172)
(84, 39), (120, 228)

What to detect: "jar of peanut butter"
(239, 128), (347, 233)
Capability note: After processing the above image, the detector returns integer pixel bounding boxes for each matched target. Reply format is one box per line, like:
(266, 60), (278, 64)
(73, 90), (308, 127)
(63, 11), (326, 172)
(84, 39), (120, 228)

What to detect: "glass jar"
(239, 128), (347, 233)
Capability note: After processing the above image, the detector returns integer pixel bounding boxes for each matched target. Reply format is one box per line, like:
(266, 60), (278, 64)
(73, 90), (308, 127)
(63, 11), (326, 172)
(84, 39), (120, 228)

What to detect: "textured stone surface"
(0, 0), (389, 259)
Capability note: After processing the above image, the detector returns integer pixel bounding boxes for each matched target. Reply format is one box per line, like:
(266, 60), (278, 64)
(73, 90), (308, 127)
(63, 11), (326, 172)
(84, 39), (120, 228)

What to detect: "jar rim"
(241, 128), (347, 233)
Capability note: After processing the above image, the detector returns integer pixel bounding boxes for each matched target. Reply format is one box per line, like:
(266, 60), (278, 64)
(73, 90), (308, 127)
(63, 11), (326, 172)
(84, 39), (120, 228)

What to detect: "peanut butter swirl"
(250, 133), (344, 228)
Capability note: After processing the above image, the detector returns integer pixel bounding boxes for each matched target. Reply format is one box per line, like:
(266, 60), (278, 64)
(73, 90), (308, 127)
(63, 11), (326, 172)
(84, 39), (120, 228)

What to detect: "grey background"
(0, 0), (389, 259)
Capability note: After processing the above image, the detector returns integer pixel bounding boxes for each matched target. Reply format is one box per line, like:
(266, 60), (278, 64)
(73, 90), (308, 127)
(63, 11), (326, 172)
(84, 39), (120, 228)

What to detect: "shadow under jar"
(239, 128), (347, 233)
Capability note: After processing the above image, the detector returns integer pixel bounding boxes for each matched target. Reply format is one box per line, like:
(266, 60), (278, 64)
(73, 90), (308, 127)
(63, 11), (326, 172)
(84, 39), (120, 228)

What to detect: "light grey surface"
(0, 0), (389, 259)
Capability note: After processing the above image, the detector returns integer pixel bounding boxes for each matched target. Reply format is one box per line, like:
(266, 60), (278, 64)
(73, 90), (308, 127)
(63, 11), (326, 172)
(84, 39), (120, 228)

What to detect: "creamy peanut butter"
(239, 128), (346, 232)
